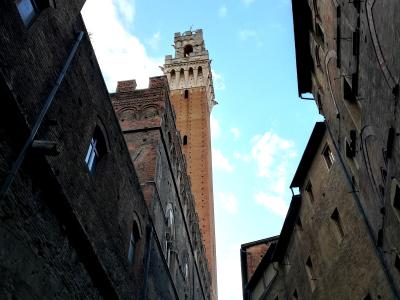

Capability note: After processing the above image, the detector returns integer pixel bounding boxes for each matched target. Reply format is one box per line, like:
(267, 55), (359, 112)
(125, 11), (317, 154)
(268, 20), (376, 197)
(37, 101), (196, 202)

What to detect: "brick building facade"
(0, 1), (211, 299)
(241, 0), (400, 299)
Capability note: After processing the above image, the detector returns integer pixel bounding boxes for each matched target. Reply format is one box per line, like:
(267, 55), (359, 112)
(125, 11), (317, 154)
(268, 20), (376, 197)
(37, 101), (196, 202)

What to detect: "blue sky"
(82, 0), (322, 298)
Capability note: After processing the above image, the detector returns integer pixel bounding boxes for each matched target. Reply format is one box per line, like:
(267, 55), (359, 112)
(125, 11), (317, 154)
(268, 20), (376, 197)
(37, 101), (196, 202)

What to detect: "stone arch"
(140, 105), (159, 120)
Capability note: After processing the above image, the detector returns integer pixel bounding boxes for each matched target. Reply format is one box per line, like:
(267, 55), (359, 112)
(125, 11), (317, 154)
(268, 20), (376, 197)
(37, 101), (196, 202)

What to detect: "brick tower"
(164, 29), (218, 298)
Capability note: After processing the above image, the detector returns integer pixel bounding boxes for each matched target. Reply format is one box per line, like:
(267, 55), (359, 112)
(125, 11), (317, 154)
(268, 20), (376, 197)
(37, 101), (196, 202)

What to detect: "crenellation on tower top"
(164, 29), (217, 112)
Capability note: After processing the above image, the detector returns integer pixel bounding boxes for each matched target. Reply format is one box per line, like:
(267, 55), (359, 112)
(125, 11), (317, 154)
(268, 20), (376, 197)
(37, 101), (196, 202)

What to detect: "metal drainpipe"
(0, 31), (85, 198)
(325, 119), (400, 299)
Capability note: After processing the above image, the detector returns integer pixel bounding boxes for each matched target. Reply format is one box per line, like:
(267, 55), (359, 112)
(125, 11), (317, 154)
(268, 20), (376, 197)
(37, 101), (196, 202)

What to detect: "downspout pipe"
(0, 31), (85, 198)
(325, 119), (400, 299)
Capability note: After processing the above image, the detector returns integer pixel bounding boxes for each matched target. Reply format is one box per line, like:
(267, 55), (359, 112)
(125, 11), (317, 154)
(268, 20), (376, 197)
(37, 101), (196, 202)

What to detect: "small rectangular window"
(323, 144), (334, 169)
(184, 89), (189, 99)
(16, 0), (37, 25)
(331, 208), (344, 241)
(183, 135), (188, 145)
(306, 181), (314, 203)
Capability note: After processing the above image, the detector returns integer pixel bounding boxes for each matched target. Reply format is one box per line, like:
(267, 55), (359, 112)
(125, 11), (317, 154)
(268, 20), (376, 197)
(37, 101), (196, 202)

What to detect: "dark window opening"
(306, 256), (316, 290)
(336, 24), (341, 68)
(353, 30), (360, 56)
(183, 44), (193, 57)
(183, 135), (188, 145)
(315, 23), (325, 45)
(379, 185), (385, 197)
(306, 181), (314, 203)
(393, 184), (400, 211)
(377, 229), (383, 247)
(343, 78), (356, 102)
(296, 217), (303, 230)
(331, 208), (344, 240)
(293, 289), (298, 299)
(128, 221), (141, 265)
(363, 294), (372, 300)
(386, 127), (395, 159)
(395, 254), (400, 273)
(323, 144), (334, 169)
(381, 168), (387, 183)
(184, 89), (189, 99)
(15, 0), (52, 26)
(85, 127), (106, 174)
(346, 130), (356, 158)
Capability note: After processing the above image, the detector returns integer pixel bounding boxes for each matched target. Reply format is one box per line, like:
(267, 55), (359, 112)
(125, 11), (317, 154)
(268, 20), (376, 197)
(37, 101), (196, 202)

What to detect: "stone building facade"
(111, 76), (212, 299)
(163, 29), (218, 299)
(241, 0), (400, 299)
(0, 1), (211, 299)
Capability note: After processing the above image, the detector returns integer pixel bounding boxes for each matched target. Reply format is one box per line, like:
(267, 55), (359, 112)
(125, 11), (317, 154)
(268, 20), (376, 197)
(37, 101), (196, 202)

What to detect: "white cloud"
(230, 128), (240, 140)
(242, 0), (255, 5)
(114, 0), (135, 24)
(255, 192), (288, 217)
(210, 115), (221, 141)
(212, 69), (226, 91)
(218, 5), (227, 18)
(233, 152), (251, 162)
(217, 192), (238, 214)
(250, 131), (296, 217)
(217, 244), (242, 300)
(212, 149), (234, 173)
(238, 29), (257, 41)
(82, 0), (162, 91)
(251, 131), (295, 178)
(147, 31), (161, 50)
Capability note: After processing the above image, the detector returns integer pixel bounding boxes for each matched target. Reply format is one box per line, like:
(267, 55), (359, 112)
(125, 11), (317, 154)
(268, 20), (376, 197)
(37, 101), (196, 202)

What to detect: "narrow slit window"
(331, 208), (344, 241)
(306, 256), (316, 291)
(292, 289), (298, 299)
(323, 144), (334, 169)
(183, 135), (188, 145)
(306, 181), (314, 203)
(184, 89), (189, 99)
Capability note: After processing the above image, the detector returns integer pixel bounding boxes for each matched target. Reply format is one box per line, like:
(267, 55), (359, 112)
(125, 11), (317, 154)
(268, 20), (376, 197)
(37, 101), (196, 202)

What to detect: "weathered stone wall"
(249, 131), (393, 300)
(0, 2), (201, 300)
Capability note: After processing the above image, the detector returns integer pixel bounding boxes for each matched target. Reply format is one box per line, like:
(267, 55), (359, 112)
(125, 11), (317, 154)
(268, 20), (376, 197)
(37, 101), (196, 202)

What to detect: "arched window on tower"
(183, 44), (193, 57)
(183, 135), (188, 145)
